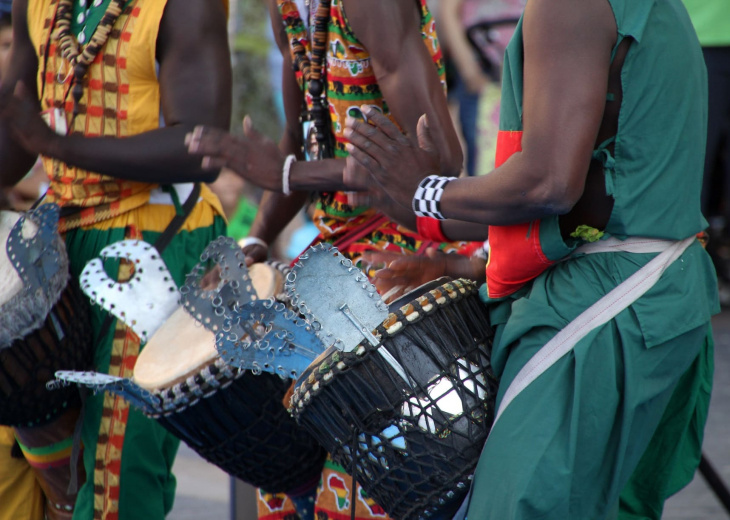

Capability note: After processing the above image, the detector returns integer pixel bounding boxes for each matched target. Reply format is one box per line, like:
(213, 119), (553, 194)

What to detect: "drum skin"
(291, 279), (498, 520)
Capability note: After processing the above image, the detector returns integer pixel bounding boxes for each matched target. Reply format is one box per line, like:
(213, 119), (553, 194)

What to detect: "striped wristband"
(411, 175), (457, 220)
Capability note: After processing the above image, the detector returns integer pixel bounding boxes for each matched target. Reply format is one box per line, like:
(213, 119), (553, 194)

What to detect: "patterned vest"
(277, 0), (447, 242)
(28, 0), (167, 213)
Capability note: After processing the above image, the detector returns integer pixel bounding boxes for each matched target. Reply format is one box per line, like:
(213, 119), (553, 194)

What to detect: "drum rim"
(290, 278), (479, 417)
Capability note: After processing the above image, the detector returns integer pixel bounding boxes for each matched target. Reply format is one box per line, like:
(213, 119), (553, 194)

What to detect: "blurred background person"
(439, 0), (524, 176)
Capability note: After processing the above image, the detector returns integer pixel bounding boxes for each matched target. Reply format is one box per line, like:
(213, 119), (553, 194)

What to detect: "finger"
(242, 115), (261, 141)
(347, 191), (370, 207)
(13, 80), (30, 100)
(344, 141), (386, 176)
(188, 127), (232, 158)
(187, 125), (207, 153)
(380, 285), (406, 305)
(416, 114), (438, 155)
(424, 246), (442, 259)
(343, 156), (370, 191)
(362, 106), (410, 144)
(345, 117), (399, 157)
(201, 156), (227, 171)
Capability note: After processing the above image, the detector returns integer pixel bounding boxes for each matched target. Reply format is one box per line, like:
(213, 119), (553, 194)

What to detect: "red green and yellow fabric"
(469, 1), (718, 518)
(28, 1), (228, 519)
(63, 193), (225, 520)
(276, 0), (465, 270)
(28, 0), (165, 216)
(0, 427), (44, 520)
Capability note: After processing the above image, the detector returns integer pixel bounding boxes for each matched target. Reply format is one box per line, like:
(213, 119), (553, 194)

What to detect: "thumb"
(417, 114), (437, 155)
(425, 246), (440, 259)
(13, 80), (28, 98)
(242, 115), (262, 141)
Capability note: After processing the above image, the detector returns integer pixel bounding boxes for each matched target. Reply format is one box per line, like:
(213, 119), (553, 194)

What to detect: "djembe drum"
(0, 205), (93, 519)
(115, 261), (326, 494)
(290, 278), (497, 520)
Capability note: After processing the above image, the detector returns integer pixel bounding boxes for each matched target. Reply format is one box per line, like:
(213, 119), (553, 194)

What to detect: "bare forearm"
(46, 125), (221, 184)
(441, 219), (489, 241)
(289, 158), (352, 191)
(439, 0), (481, 80)
(248, 190), (309, 243)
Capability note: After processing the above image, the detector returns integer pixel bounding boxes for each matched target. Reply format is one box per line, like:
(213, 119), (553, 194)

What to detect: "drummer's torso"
(497, 0), (708, 243)
(278, 0), (446, 241)
(27, 0), (167, 208)
(485, 0), (711, 298)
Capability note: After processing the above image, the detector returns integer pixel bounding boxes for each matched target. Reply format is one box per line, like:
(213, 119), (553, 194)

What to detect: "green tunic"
(467, 0), (719, 518)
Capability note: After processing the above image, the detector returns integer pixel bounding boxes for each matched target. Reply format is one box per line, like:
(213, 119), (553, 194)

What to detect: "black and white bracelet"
(411, 175), (457, 220)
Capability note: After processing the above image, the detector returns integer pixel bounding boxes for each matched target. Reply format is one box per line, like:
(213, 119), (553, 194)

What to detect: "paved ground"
(168, 311), (730, 520)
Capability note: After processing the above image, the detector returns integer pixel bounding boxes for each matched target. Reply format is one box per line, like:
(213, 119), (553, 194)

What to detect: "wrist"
(412, 175), (457, 220)
(281, 154), (297, 195)
(416, 216), (450, 243)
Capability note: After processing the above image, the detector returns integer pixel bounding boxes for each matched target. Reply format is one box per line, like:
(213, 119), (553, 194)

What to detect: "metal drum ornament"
(56, 236), (327, 494)
(0, 204), (93, 427)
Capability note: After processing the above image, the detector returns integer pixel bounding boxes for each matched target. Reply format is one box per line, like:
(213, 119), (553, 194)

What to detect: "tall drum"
(291, 278), (498, 520)
(0, 205), (92, 427)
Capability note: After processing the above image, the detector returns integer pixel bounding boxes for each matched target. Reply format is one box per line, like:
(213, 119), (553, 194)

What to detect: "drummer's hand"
(186, 116), (286, 192)
(364, 248), (449, 303)
(345, 108), (441, 212)
(239, 244), (268, 266)
(0, 81), (59, 157)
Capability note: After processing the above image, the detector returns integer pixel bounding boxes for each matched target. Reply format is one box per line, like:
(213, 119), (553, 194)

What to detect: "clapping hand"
(344, 107), (442, 213)
(186, 116), (286, 192)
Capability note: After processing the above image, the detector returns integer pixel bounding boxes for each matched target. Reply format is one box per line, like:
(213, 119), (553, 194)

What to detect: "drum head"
(248, 262), (283, 300)
(134, 307), (217, 391)
(0, 211), (36, 308)
(134, 263), (284, 391)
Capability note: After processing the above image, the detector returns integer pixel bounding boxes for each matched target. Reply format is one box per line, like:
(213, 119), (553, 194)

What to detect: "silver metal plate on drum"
(51, 370), (162, 415)
(6, 203), (64, 291)
(1, 204), (69, 347)
(286, 243), (388, 352)
(180, 236), (258, 334)
(218, 299), (325, 379)
(80, 240), (179, 343)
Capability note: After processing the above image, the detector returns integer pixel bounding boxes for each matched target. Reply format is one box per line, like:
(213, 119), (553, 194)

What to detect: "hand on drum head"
(364, 248), (450, 304)
(186, 116), (285, 192)
(239, 243), (267, 266)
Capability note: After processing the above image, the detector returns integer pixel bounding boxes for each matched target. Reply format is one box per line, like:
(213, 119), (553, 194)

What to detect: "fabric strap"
(493, 235), (695, 425)
(451, 235), (696, 520)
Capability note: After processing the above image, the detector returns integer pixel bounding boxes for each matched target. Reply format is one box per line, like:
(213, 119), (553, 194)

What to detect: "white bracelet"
(411, 175), (457, 220)
(237, 236), (268, 251)
(282, 154), (297, 196)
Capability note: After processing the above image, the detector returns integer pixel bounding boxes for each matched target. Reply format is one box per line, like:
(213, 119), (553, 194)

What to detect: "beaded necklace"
(71, 0), (112, 45)
(52, 0), (126, 116)
(279, 0), (333, 159)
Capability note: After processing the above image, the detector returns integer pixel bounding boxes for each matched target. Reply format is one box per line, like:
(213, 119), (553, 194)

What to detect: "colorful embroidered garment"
(27, 1), (228, 519)
(276, 0), (463, 269)
(28, 0), (165, 224)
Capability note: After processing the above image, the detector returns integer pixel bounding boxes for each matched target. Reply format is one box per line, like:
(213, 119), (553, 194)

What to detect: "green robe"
(467, 0), (719, 518)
